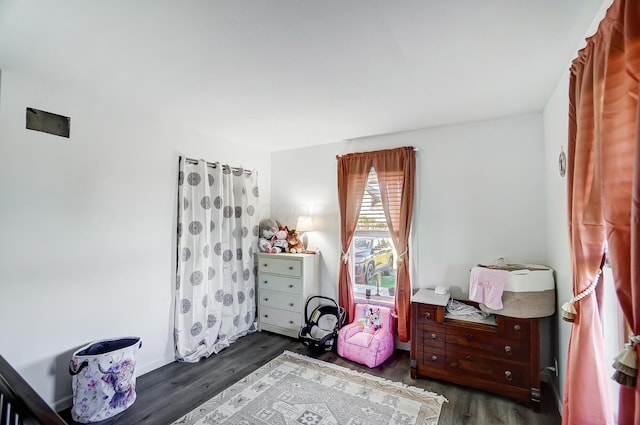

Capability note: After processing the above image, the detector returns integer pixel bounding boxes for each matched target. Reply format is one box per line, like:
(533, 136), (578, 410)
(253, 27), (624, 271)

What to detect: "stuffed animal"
(258, 218), (279, 253)
(259, 238), (277, 253)
(271, 226), (289, 253)
(369, 308), (381, 330)
(359, 307), (382, 334)
(286, 228), (305, 253)
(357, 309), (367, 329)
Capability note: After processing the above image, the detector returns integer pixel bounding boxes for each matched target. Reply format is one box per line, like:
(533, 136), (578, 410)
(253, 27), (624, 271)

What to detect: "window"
(352, 167), (397, 299)
(602, 248), (625, 422)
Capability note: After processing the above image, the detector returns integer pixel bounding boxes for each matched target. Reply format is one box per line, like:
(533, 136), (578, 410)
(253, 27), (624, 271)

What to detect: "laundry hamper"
(68, 337), (142, 423)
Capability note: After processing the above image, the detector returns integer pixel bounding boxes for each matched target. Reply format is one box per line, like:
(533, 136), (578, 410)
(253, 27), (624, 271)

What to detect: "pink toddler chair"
(337, 304), (394, 368)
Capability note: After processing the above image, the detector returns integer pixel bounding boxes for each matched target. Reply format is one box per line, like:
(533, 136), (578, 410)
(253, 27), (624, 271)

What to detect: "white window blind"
(356, 166), (401, 231)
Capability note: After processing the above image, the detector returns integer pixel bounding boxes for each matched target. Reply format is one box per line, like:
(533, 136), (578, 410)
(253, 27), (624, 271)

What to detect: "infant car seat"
(298, 296), (346, 351)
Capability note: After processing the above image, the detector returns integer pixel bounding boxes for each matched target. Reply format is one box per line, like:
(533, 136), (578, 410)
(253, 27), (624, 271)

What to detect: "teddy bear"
(271, 226), (289, 253)
(286, 228), (305, 253)
(258, 218), (279, 253)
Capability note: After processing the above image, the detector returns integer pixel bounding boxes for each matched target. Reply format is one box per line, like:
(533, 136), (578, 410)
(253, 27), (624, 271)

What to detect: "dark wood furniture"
(410, 296), (541, 410)
(0, 354), (67, 425)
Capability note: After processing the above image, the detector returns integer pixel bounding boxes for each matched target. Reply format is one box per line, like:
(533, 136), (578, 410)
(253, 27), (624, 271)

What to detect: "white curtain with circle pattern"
(175, 158), (259, 362)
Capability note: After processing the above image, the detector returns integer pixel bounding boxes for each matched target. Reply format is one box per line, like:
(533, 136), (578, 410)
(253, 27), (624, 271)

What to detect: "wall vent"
(26, 107), (70, 138)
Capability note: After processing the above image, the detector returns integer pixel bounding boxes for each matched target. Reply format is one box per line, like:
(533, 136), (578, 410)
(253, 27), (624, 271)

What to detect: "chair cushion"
(345, 332), (374, 347)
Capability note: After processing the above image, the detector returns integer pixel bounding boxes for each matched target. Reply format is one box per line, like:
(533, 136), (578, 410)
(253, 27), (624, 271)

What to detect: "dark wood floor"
(59, 331), (561, 424)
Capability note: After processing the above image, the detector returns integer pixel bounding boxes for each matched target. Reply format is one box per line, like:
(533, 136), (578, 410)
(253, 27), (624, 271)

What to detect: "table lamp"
(295, 216), (314, 249)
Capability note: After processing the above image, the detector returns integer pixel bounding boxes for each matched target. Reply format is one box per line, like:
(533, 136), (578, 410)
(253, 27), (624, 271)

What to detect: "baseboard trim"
(52, 394), (73, 413)
(395, 339), (410, 351)
(541, 369), (562, 417)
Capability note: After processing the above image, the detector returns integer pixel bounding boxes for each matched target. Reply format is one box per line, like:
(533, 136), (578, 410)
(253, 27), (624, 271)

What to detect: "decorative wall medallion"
(559, 146), (567, 177)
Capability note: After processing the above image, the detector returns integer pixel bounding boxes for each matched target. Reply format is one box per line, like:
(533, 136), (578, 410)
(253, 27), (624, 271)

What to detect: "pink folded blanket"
(469, 266), (508, 310)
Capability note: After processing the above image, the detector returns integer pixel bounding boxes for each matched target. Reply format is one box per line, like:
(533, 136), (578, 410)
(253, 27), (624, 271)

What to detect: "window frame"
(351, 167), (397, 304)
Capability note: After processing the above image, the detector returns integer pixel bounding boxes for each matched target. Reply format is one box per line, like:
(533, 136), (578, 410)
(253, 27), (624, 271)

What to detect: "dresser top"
(411, 288), (451, 306)
(257, 252), (317, 258)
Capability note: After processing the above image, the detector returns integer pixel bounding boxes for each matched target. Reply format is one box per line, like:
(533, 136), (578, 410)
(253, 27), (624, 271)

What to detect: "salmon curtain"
(564, 1), (640, 424)
(336, 153), (371, 322)
(373, 147), (415, 342)
(336, 147), (415, 341)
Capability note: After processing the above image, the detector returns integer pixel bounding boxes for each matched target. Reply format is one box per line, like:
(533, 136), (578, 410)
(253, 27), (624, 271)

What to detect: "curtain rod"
(335, 146), (418, 159)
(183, 157), (253, 176)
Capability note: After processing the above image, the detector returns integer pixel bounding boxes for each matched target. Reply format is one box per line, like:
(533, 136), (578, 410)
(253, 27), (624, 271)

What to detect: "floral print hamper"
(68, 337), (142, 423)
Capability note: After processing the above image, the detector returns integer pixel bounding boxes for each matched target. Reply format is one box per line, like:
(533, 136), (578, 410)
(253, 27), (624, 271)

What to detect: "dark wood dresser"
(410, 290), (541, 409)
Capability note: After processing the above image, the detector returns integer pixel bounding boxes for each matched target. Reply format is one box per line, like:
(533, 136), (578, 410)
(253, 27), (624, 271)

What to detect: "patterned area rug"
(172, 351), (447, 425)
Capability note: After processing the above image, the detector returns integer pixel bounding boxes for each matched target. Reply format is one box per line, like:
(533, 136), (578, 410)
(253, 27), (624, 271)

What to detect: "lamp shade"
(295, 216), (314, 232)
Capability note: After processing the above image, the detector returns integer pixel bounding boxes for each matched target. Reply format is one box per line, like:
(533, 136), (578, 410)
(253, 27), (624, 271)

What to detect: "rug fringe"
(280, 350), (448, 404)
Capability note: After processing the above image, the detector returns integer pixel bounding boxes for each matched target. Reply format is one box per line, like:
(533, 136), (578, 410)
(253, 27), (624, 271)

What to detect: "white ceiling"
(0, 0), (604, 151)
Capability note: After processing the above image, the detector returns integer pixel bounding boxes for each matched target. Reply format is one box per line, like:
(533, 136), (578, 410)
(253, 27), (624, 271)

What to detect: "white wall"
(271, 113), (548, 302)
(542, 72), (572, 408)
(0, 70), (271, 409)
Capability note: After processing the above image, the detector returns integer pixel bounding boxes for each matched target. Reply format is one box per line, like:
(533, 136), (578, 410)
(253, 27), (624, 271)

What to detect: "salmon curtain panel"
(564, 1), (640, 424)
(336, 146), (415, 342)
(336, 154), (370, 323)
(372, 147), (415, 342)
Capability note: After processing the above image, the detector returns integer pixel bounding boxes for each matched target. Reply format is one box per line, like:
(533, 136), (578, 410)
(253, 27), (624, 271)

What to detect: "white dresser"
(257, 253), (319, 338)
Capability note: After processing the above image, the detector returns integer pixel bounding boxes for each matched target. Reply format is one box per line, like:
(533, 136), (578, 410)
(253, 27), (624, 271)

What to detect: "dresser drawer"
(446, 350), (528, 389)
(418, 345), (446, 369)
(258, 274), (302, 294)
(499, 318), (531, 340)
(416, 323), (446, 349)
(259, 290), (301, 312)
(446, 332), (530, 363)
(446, 326), (497, 351)
(491, 338), (530, 363)
(415, 303), (439, 324)
(258, 306), (301, 330)
(258, 257), (301, 277)
(446, 349), (495, 380)
(493, 364), (528, 389)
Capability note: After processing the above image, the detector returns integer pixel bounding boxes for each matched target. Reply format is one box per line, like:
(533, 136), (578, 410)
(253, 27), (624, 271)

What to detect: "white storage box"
(474, 264), (556, 318)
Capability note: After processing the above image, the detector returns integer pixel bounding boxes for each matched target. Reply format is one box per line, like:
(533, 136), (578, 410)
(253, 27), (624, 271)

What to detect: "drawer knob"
(289, 266), (294, 270)
(430, 355), (438, 362)
(263, 280), (268, 284)
(289, 320), (294, 324)
(425, 312), (431, 319)
(466, 333), (474, 340)
(504, 345), (513, 355)
(289, 303), (294, 307)
(465, 355), (472, 361)
(505, 370), (513, 381)
(263, 314), (268, 318)
(289, 284), (294, 288)
(430, 333), (437, 340)
(513, 324), (521, 333)
(263, 263), (268, 267)
(264, 298), (269, 301)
